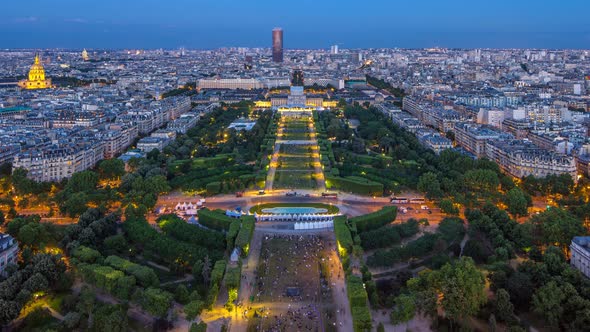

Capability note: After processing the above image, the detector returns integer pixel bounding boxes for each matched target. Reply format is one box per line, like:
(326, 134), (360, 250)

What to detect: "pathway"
(225, 229), (264, 332)
(265, 144), (281, 191)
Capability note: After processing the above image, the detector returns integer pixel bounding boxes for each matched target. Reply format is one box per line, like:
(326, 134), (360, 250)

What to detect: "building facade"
(272, 28), (283, 63)
(571, 236), (590, 278)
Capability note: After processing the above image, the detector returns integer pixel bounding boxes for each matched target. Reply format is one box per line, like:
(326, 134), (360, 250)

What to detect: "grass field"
(249, 203), (339, 214)
(274, 171), (316, 189)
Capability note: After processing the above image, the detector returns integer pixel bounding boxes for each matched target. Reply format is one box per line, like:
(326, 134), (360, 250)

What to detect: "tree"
(437, 217), (465, 244)
(463, 169), (499, 192)
(139, 288), (173, 318)
(439, 199), (459, 215)
(417, 172), (442, 199)
(494, 288), (514, 323)
(103, 234), (128, 255)
(410, 257), (485, 325)
(390, 294), (415, 328)
(0, 211), (5, 225)
(184, 300), (205, 321)
(175, 285), (190, 305)
(531, 208), (585, 255)
(0, 299), (20, 325)
(63, 192), (89, 217)
(504, 188), (528, 217)
(98, 159), (125, 181)
(532, 281), (571, 327)
(202, 256), (212, 287)
(93, 303), (129, 332)
(77, 286), (96, 328)
(66, 170), (99, 193)
(438, 257), (486, 322)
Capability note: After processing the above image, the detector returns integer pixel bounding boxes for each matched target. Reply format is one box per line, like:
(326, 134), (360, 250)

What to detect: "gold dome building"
(18, 54), (53, 90)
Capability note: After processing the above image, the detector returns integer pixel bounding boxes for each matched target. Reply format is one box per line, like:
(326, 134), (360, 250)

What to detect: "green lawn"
(282, 131), (310, 140)
(273, 171), (316, 189)
(249, 203), (339, 214)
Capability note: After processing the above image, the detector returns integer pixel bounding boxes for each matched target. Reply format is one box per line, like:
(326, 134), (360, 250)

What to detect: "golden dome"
(28, 55), (46, 81)
(18, 54), (52, 90)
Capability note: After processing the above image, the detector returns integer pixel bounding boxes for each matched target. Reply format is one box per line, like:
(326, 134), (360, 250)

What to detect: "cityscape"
(1, 2), (590, 332)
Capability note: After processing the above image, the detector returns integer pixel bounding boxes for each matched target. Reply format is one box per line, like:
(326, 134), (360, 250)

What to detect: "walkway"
(265, 144), (280, 191)
(225, 229), (264, 332)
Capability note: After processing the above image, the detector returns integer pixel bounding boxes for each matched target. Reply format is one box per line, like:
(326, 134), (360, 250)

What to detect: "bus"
(390, 197), (409, 204)
(409, 198), (426, 204)
(322, 192), (338, 198)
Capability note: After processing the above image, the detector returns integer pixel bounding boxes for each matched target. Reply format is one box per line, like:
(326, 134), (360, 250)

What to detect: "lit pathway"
(226, 229), (264, 332)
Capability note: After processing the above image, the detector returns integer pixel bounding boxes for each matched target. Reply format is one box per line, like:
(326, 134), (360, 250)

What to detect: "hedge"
(334, 216), (353, 257)
(347, 275), (372, 332)
(224, 266), (241, 290)
(226, 220), (241, 250)
(198, 208), (235, 231)
(206, 260), (227, 308)
(189, 322), (207, 332)
(104, 255), (159, 288)
(347, 276), (369, 307)
(235, 216), (255, 256)
(139, 287), (174, 318)
(123, 214), (223, 267)
(325, 176), (383, 196)
(158, 214), (225, 251)
(352, 306), (372, 332)
(350, 206), (397, 233)
(79, 264), (136, 300)
(206, 182), (222, 195)
(359, 219), (419, 250)
(210, 260), (227, 287)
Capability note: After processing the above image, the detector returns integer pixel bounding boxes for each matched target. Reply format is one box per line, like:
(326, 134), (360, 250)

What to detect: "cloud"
(64, 18), (89, 24)
(12, 16), (38, 23)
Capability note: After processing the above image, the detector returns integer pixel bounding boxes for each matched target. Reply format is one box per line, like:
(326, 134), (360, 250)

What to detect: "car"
(421, 205), (429, 210)
(304, 194), (311, 197)
(406, 206), (414, 210)
(258, 190), (266, 195)
(427, 210), (432, 214)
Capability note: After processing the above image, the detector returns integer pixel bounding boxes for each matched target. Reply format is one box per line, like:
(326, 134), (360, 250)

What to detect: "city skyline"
(0, 0), (589, 49)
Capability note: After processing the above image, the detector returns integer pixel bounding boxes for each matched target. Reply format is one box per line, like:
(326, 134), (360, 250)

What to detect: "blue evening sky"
(0, 0), (588, 49)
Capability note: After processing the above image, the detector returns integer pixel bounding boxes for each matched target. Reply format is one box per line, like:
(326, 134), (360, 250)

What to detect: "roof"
(572, 236), (590, 252)
(0, 106), (30, 113)
(0, 233), (17, 253)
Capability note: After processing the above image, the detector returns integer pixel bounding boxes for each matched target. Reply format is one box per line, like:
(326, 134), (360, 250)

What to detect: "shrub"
(73, 245), (103, 264)
(235, 216), (255, 256)
(325, 175), (383, 196)
(350, 206), (397, 233)
(334, 216), (353, 256)
(197, 208), (235, 231)
(104, 255), (159, 288)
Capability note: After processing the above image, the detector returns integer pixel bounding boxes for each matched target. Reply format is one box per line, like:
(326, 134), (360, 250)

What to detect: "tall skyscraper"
(272, 28), (283, 63)
(330, 45), (339, 54)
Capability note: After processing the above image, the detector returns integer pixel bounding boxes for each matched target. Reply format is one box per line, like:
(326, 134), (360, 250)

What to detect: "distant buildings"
(0, 234), (18, 277)
(272, 28), (283, 63)
(197, 78), (264, 90)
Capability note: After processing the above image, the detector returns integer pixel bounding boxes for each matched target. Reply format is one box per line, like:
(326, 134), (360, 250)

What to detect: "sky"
(0, 0), (588, 50)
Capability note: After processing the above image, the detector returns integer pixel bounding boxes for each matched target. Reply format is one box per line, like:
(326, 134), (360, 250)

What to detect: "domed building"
(18, 54), (53, 90)
(82, 49), (89, 61)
